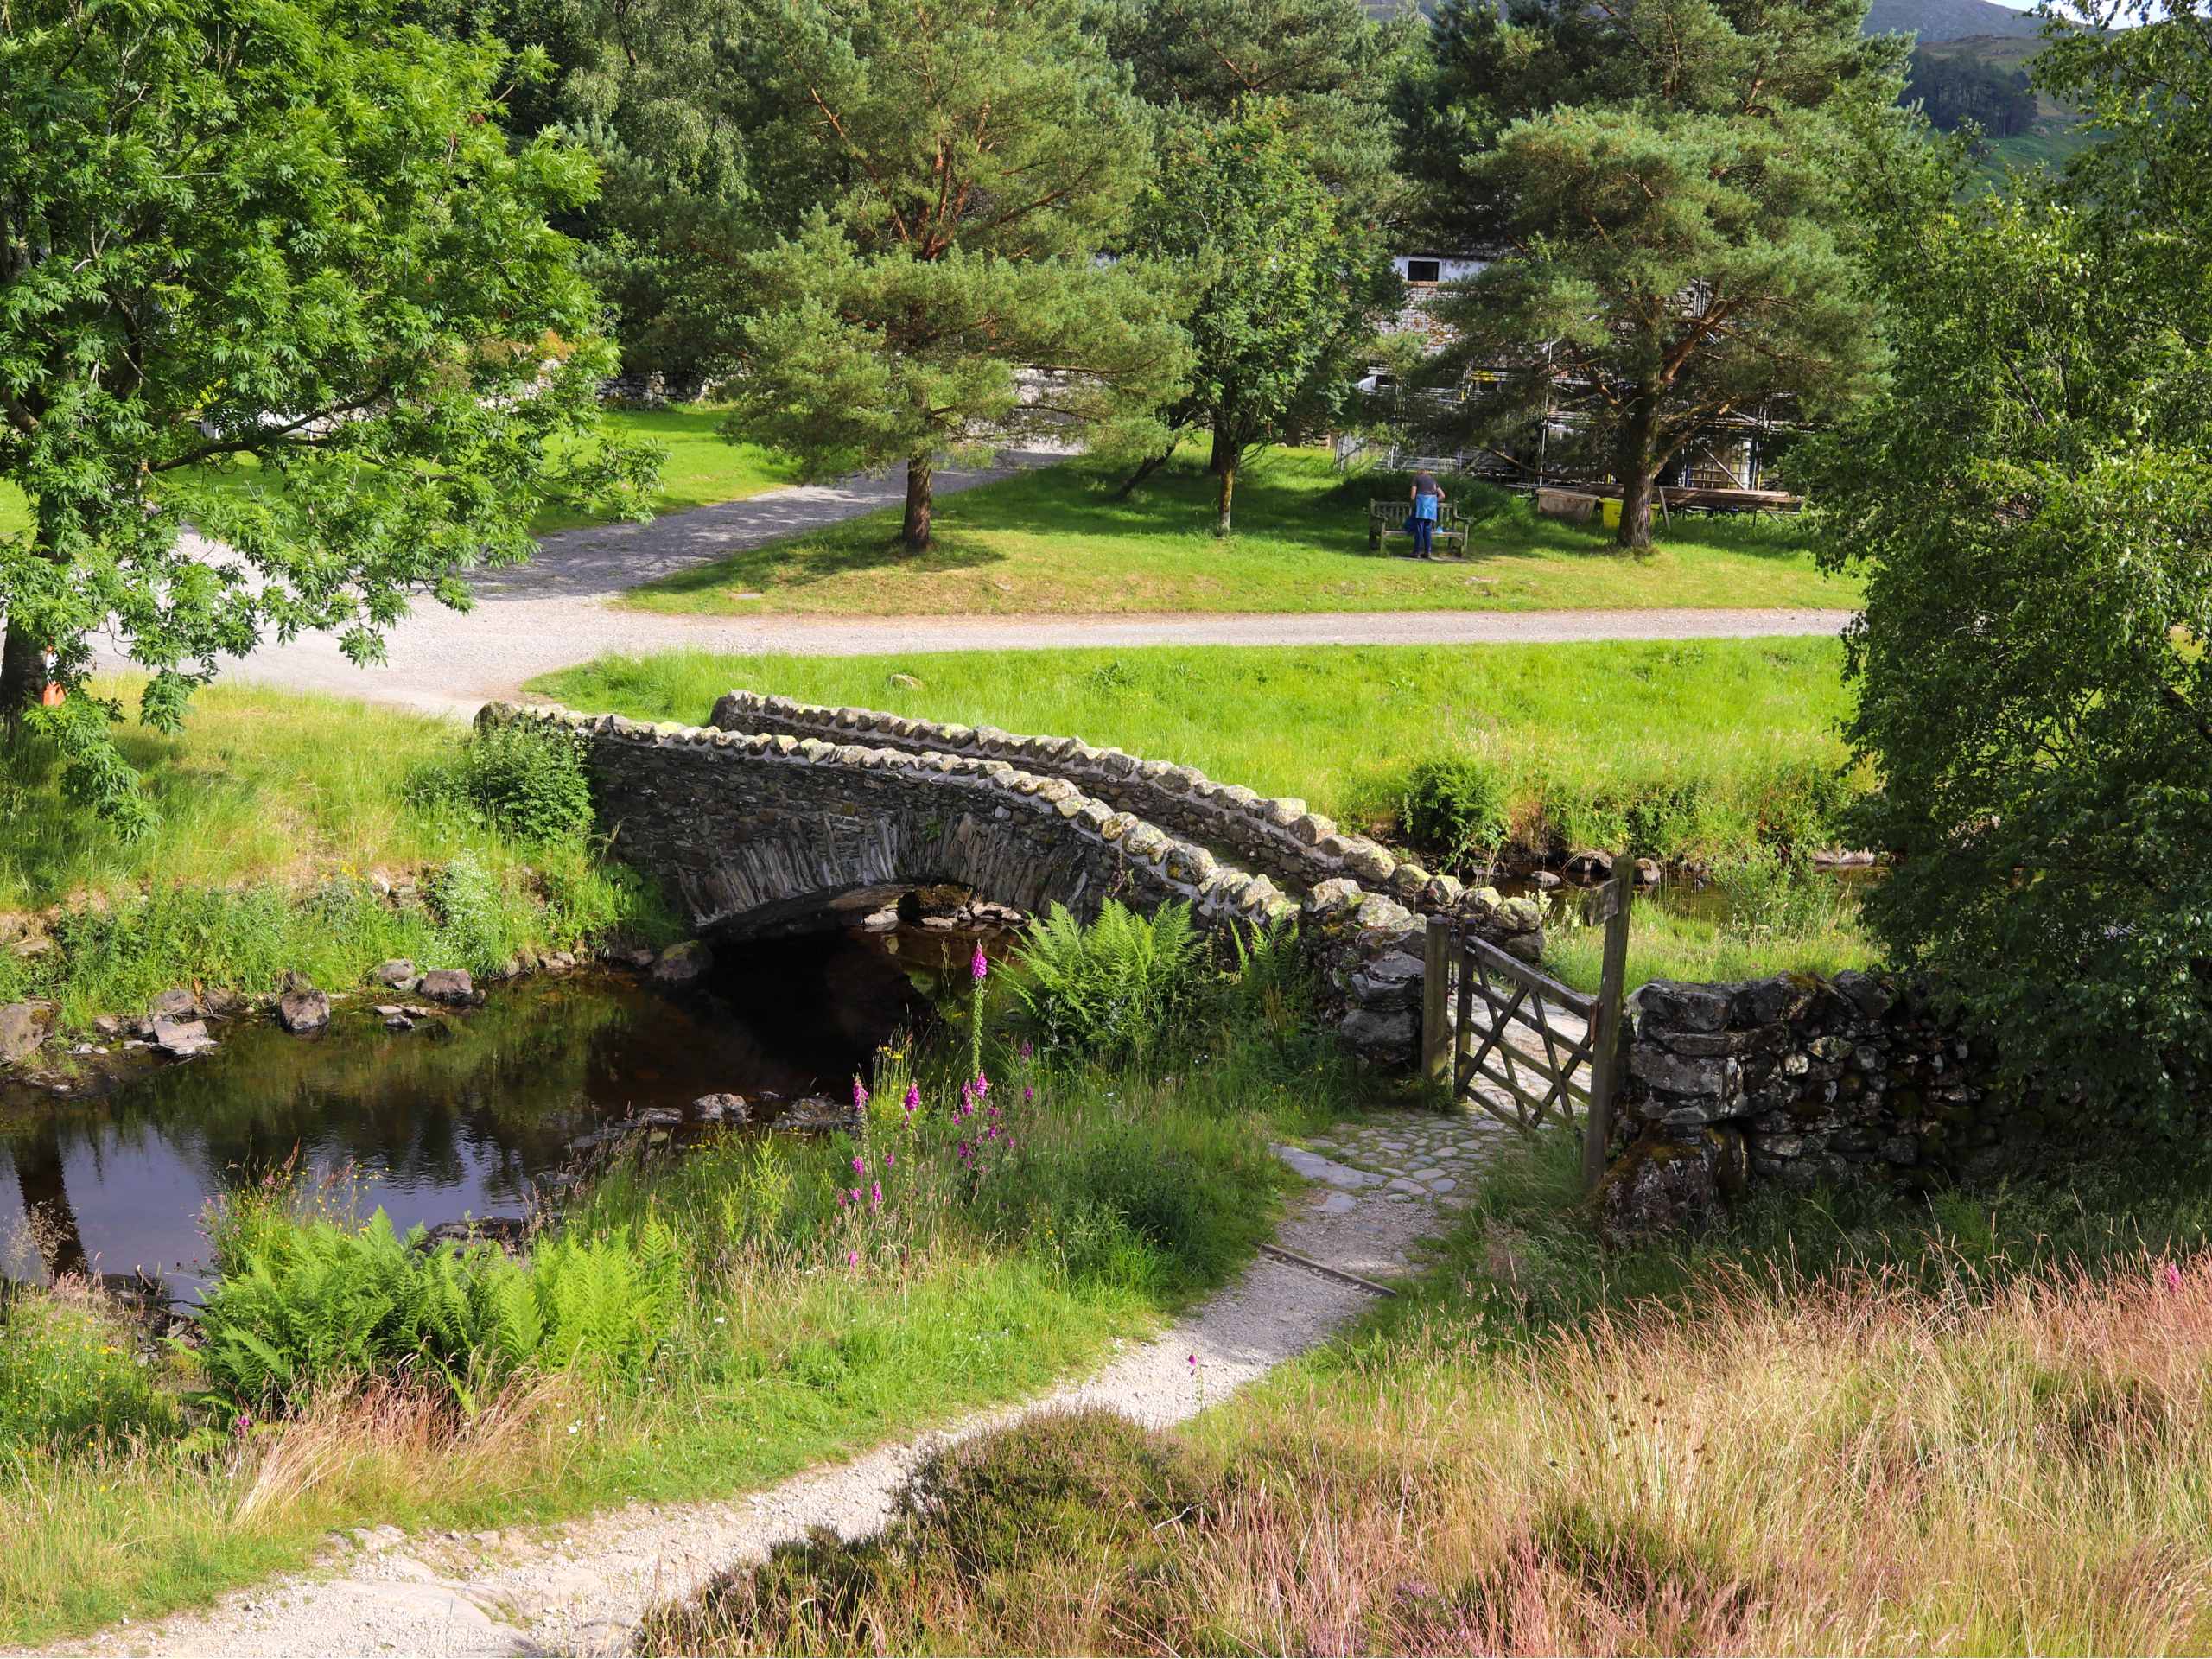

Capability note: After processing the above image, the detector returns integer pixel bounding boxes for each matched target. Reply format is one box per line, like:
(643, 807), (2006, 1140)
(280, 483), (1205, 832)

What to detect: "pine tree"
(720, 0), (1190, 549)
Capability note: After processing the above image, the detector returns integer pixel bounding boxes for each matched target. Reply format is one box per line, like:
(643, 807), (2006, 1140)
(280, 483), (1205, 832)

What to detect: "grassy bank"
(530, 405), (798, 533)
(615, 449), (1858, 617)
(0, 925), (1358, 1646)
(0, 683), (675, 1036)
(535, 639), (1863, 865)
(649, 1135), (2212, 1656)
(534, 639), (1873, 988)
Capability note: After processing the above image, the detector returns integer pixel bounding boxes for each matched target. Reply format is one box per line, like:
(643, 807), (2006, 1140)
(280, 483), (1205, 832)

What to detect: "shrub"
(0, 1290), (171, 1455)
(423, 852), (522, 975)
(1398, 755), (1510, 872)
(1713, 845), (1857, 941)
(193, 1200), (684, 1409)
(1002, 900), (1205, 1061)
(416, 722), (594, 843)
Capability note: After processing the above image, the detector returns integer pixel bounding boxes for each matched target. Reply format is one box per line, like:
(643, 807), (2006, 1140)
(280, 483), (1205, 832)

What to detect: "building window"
(1407, 258), (1441, 283)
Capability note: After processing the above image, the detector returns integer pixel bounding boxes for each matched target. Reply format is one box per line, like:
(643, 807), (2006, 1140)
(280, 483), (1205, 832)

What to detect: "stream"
(0, 927), (977, 1301)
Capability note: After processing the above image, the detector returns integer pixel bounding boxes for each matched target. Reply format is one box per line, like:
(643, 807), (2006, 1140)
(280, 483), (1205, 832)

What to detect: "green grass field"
(534, 638), (1863, 861)
(616, 449), (1858, 617)
(534, 639), (1877, 989)
(0, 681), (677, 1027)
(647, 1132), (2212, 1656)
(0, 407), (796, 543)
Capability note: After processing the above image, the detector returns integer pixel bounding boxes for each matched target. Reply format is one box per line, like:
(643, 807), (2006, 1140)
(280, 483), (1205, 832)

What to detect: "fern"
(1004, 900), (1207, 1061)
(191, 1198), (685, 1410)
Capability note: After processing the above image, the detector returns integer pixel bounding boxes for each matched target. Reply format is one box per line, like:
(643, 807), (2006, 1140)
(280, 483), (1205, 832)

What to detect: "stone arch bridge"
(480, 695), (1545, 1062)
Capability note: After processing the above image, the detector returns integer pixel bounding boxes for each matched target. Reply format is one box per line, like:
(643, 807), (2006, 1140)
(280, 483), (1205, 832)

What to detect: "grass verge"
(0, 682), (675, 1036)
(615, 449), (1859, 617)
(532, 639), (1874, 988)
(532, 639), (1862, 866)
(0, 925), (1367, 1647)
(646, 1133), (2212, 1656)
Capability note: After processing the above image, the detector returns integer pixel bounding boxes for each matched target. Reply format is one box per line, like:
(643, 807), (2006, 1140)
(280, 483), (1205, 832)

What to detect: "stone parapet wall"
(485, 703), (1296, 934)
(1602, 970), (2001, 1240)
(710, 689), (1451, 910)
(490, 700), (1547, 1070)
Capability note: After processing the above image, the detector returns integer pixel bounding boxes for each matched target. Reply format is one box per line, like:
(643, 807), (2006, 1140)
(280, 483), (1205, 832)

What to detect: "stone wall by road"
(1601, 971), (2003, 1240)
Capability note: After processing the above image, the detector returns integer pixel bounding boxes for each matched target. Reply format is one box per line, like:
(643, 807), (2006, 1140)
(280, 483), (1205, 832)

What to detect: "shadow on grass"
(629, 448), (1827, 605)
(634, 509), (1015, 599)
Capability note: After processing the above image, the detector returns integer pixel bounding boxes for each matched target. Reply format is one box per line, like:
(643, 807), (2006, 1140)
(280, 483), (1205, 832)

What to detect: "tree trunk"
(1614, 393), (1660, 552)
(901, 453), (933, 550)
(1215, 458), (1236, 537)
(1208, 426), (1231, 476)
(1116, 442), (1180, 499)
(0, 622), (44, 732)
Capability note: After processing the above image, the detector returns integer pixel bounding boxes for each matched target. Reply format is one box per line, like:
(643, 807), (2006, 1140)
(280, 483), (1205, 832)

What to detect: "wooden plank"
(1580, 860), (1636, 1192)
(1454, 930), (1477, 1096)
(1421, 917), (1451, 1081)
(1459, 931), (1596, 1018)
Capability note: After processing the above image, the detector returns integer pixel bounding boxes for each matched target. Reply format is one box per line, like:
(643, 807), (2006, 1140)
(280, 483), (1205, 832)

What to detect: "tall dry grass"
(647, 1249), (2212, 1656)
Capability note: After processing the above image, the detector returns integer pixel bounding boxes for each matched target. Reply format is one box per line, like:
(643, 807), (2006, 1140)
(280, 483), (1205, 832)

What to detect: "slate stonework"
(1602, 970), (2004, 1242)
(481, 702), (1544, 1069)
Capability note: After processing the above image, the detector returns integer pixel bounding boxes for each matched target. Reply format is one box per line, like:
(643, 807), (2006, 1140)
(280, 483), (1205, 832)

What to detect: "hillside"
(1864, 0), (2044, 41)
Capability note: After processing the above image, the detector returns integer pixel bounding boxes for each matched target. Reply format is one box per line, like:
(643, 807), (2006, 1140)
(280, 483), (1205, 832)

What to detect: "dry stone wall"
(488, 699), (1548, 1067)
(1602, 970), (2006, 1240)
(711, 690), (1442, 907)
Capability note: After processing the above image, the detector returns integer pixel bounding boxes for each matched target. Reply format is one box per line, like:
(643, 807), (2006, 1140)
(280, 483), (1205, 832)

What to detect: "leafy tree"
(1095, 0), (1420, 209)
(1402, 0), (1901, 244)
(719, 0), (1190, 549)
(1122, 103), (1400, 533)
(0, 0), (652, 825)
(423, 0), (789, 385)
(1399, 0), (1904, 548)
(1797, 1), (2212, 1126)
(1415, 104), (1890, 548)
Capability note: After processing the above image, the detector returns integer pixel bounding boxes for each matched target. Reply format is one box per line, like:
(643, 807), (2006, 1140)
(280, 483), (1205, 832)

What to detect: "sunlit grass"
(615, 448), (1859, 617)
(533, 637), (1863, 866)
(648, 1134), (2212, 1656)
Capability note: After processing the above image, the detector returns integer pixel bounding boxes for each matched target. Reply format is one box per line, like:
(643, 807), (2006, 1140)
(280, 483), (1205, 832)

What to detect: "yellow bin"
(1599, 497), (1623, 530)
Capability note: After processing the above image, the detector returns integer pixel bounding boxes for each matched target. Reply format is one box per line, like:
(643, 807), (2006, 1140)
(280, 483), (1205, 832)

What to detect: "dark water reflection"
(0, 930), (961, 1298)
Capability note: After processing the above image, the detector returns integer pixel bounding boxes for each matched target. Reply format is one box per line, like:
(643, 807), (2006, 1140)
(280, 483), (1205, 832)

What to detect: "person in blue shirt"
(1408, 471), (1445, 557)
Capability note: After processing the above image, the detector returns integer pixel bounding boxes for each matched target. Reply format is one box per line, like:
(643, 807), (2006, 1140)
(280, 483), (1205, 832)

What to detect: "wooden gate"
(1421, 861), (1634, 1191)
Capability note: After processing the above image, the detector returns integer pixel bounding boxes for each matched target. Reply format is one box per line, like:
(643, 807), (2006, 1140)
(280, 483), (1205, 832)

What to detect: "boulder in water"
(277, 988), (331, 1033)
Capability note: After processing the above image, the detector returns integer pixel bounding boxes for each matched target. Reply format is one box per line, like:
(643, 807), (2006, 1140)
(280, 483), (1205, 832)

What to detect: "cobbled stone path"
(1278, 1109), (1516, 1217)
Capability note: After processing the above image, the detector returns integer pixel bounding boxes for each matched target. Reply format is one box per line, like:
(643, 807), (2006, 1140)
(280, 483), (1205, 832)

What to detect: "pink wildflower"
(973, 1072), (990, 1098)
(1019, 1039), (1033, 1061)
(852, 1154), (866, 1175)
(848, 1249), (859, 1268)
(885, 1150), (895, 1168)
(971, 944), (989, 983)
(2165, 1262), (2185, 1293)
(871, 1182), (882, 1206)
(903, 1082), (921, 1115)
(853, 1077), (869, 1109)
(1023, 1085), (1035, 1103)
(849, 1186), (862, 1204)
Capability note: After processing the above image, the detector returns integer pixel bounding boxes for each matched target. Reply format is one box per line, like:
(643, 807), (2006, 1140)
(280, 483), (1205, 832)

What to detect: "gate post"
(1421, 915), (1452, 1081)
(1580, 860), (1635, 1192)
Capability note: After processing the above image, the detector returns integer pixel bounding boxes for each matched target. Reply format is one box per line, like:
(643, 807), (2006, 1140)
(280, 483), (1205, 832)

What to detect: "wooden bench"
(1366, 498), (1468, 556)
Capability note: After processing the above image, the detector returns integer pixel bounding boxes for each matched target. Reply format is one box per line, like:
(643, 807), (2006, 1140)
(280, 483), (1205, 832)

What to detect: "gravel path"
(86, 453), (1850, 717)
(54, 1116), (1509, 1659)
